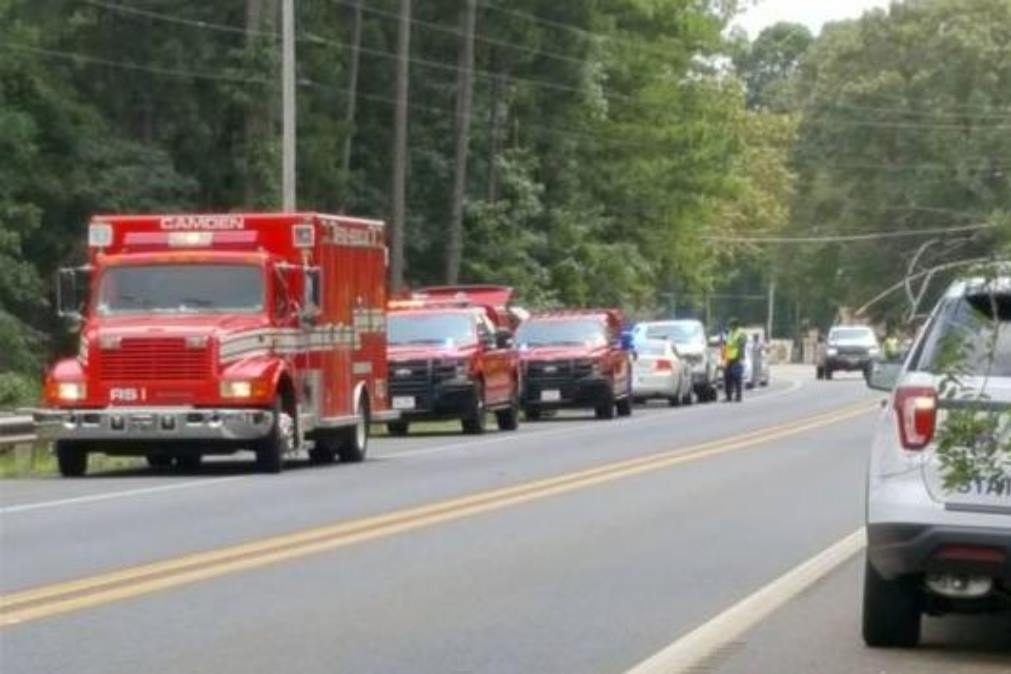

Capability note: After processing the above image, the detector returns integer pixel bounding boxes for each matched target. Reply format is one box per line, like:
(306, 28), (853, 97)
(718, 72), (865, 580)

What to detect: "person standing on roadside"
(723, 318), (747, 403)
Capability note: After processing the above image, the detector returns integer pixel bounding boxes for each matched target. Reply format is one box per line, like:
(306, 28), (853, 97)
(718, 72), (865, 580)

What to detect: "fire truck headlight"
(57, 382), (87, 402)
(220, 381), (253, 399)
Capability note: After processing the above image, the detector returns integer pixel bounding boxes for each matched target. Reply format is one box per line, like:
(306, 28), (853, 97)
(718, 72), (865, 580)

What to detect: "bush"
(0, 371), (39, 409)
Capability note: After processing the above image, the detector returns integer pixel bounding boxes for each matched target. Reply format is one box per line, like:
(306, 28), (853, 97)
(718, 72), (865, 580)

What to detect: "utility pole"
(341, 0), (363, 180)
(281, 0), (296, 210)
(766, 276), (776, 339)
(390, 0), (411, 291)
(445, 0), (477, 283)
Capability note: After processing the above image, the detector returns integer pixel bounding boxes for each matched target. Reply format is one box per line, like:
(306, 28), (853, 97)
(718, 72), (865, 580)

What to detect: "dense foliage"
(2, 0), (1010, 406)
(772, 0), (1011, 329)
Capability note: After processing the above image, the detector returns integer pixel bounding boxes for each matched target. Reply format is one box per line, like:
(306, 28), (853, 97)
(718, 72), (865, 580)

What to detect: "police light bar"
(88, 223), (113, 248)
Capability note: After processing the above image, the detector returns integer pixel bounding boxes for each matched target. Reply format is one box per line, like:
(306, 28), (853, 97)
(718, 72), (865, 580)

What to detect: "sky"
(732, 0), (893, 38)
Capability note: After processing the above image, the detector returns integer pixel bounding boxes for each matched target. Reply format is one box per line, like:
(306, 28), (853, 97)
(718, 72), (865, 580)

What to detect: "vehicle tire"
(56, 441), (88, 477)
(255, 398), (292, 474)
(338, 393), (369, 463)
(462, 384), (487, 435)
(387, 421), (410, 437)
(495, 396), (520, 431)
(616, 396), (633, 417)
(682, 390), (694, 406)
(524, 407), (542, 422)
(595, 393), (616, 420)
(146, 453), (173, 470)
(816, 366), (824, 380)
(863, 364), (874, 383)
(175, 454), (203, 471)
(862, 557), (922, 648)
(668, 395), (681, 407)
(825, 367), (834, 380)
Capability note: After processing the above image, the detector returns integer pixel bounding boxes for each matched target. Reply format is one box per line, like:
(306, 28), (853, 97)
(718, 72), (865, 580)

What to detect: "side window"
(909, 300), (951, 372)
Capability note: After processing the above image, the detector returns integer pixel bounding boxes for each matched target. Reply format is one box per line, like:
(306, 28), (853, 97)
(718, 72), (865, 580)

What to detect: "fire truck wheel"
(616, 395), (633, 417)
(462, 385), (488, 435)
(338, 394), (369, 463)
(56, 441), (88, 477)
(495, 396), (520, 431)
(146, 453), (174, 470)
(255, 398), (291, 474)
(387, 421), (410, 436)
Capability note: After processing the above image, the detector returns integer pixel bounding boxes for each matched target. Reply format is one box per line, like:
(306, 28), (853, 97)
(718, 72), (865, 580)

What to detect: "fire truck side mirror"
(56, 266), (90, 331)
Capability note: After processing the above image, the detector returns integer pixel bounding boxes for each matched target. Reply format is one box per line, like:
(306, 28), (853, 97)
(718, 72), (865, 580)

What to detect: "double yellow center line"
(1, 401), (872, 627)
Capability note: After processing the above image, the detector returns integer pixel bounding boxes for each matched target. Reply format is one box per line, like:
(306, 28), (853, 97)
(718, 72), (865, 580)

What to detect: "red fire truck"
(385, 285), (521, 435)
(38, 213), (393, 476)
(515, 310), (633, 420)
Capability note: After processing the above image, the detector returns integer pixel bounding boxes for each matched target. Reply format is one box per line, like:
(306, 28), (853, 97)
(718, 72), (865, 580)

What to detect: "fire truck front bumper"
(34, 408), (275, 443)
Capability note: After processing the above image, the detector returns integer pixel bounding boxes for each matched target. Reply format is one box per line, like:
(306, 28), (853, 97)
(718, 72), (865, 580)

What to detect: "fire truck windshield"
(96, 264), (265, 315)
(388, 312), (476, 346)
(517, 319), (607, 348)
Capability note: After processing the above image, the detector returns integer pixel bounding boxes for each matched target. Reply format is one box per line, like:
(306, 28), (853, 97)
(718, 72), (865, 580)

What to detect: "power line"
(325, 0), (588, 68)
(81, 1), (1011, 132)
(814, 102), (1011, 122)
(0, 39), (679, 155)
(704, 223), (997, 244)
(81, 0), (278, 40)
(1, 41), (272, 85)
(84, 0), (638, 109)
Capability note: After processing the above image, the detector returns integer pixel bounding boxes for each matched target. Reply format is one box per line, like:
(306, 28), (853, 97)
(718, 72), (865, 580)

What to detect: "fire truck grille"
(100, 338), (211, 381)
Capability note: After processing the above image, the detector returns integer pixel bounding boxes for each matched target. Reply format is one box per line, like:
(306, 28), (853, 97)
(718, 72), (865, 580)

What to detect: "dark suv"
(816, 325), (882, 380)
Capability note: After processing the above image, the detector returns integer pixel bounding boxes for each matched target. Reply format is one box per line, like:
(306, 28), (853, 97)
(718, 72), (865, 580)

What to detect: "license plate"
(541, 389), (561, 402)
(392, 396), (416, 411)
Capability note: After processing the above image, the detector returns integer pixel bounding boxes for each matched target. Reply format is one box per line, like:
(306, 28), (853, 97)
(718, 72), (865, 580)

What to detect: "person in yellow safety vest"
(883, 332), (901, 362)
(722, 318), (748, 403)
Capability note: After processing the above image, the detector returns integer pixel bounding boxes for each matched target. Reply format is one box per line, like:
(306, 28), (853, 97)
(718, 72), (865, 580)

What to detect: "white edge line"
(0, 477), (246, 515)
(624, 527), (867, 674)
(0, 373), (806, 510)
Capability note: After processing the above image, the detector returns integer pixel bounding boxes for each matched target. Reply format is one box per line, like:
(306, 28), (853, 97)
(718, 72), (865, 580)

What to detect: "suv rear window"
(915, 292), (1011, 377)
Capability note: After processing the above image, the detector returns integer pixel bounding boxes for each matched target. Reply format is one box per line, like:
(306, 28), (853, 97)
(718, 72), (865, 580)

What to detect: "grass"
(0, 444), (142, 479)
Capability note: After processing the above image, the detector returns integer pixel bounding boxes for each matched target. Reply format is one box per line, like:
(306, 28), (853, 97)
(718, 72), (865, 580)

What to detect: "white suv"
(864, 273), (1010, 647)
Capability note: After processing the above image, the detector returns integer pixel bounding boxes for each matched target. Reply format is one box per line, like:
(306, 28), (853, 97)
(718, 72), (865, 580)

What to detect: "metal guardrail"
(0, 415), (38, 447)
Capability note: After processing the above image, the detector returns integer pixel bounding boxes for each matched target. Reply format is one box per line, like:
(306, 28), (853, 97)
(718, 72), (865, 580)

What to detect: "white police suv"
(864, 271), (1010, 647)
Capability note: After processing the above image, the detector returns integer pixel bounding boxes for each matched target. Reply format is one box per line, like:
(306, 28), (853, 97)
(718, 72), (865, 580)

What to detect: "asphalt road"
(1, 367), (1006, 673)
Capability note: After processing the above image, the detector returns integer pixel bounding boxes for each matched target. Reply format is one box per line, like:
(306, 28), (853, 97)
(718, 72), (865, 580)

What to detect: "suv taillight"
(894, 386), (937, 450)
